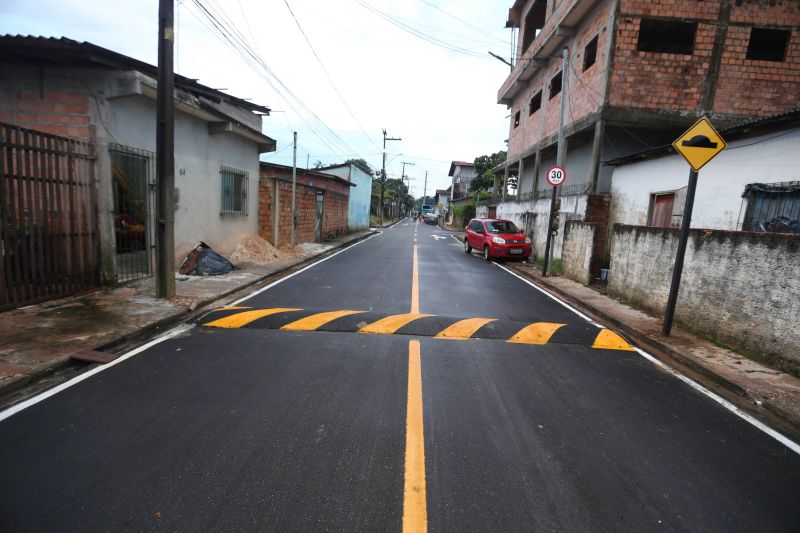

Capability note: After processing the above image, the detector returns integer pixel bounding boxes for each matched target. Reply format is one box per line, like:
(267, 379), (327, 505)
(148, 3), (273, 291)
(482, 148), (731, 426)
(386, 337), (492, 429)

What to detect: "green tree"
(469, 169), (496, 193)
(344, 158), (374, 176)
(469, 150), (506, 193)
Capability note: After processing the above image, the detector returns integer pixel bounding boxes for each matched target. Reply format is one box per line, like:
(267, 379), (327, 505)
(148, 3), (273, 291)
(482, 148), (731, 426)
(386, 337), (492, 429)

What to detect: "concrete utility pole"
(381, 129), (401, 227)
(542, 47), (569, 277)
(423, 171), (428, 207)
(291, 131), (297, 247)
(155, 0), (175, 299)
(401, 161), (414, 217)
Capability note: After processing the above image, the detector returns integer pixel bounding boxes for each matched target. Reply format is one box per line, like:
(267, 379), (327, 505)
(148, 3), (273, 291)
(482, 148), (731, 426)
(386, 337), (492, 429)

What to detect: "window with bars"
(220, 166), (248, 216)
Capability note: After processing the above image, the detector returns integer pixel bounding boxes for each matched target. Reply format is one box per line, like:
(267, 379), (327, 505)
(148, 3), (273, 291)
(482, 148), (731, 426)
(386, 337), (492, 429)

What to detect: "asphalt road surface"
(1, 219), (799, 532)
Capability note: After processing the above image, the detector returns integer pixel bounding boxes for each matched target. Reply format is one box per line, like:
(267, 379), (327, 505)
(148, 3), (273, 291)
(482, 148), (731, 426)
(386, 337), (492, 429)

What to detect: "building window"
(742, 182), (800, 233)
(549, 71), (562, 99)
(637, 19), (696, 55)
(583, 35), (598, 71)
(746, 28), (791, 62)
(221, 166), (248, 215)
(648, 192), (676, 228)
(514, 110), (521, 128)
(521, 0), (547, 52)
(529, 90), (542, 115)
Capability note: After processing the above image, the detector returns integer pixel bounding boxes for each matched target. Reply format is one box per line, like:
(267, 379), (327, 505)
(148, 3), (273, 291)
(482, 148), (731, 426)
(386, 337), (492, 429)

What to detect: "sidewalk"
(507, 261), (800, 439)
(0, 230), (374, 400)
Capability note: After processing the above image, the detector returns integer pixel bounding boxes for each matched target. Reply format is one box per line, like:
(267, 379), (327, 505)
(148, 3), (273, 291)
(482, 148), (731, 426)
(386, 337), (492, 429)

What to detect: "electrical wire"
(419, 0), (507, 45)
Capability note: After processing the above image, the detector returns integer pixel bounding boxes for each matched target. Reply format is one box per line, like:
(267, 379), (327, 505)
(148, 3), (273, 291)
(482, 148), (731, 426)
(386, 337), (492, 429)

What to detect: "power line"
(420, 0), (507, 45)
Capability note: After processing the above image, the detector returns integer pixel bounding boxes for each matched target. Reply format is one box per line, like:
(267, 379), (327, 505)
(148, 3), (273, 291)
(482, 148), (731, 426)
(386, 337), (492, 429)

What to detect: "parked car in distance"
(424, 212), (438, 225)
(464, 218), (532, 261)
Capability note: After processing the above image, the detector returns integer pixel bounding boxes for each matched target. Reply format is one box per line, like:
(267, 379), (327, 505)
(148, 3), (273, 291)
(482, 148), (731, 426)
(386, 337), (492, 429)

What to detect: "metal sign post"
(663, 116), (726, 336)
(542, 165), (566, 276)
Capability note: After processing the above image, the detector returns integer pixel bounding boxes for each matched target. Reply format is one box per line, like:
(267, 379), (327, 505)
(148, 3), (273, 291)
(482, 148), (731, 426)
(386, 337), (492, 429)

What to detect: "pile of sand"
(229, 234), (289, 265)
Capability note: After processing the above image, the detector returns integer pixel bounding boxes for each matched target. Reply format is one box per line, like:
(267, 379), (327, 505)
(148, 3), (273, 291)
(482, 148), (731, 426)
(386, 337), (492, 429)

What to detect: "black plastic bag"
(178, 242), (237, 276)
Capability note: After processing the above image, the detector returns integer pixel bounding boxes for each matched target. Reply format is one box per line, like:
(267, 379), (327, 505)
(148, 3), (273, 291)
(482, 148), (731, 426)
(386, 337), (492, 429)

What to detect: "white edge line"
(0, 324), (194, 423)
(490, 248), (800, 456)
(0, 232), (382, 424)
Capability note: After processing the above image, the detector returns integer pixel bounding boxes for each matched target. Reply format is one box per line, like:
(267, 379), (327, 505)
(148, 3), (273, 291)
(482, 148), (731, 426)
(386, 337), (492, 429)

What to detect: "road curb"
(506, 264), (800, 440)
(0, 231), (377, 400)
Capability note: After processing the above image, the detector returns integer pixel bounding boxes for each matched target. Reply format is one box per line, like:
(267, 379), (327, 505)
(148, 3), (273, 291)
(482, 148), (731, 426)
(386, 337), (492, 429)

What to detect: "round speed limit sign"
(546, 166), (566, 187)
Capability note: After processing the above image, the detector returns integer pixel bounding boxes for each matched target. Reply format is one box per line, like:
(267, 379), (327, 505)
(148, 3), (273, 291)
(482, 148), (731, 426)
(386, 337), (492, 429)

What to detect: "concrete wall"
(318, 164), (371, 231)
(562, 221), (596, 285)
(108, 95), (261, 259)
(609, 127), (800, 231)
(608, 225), (800, 375)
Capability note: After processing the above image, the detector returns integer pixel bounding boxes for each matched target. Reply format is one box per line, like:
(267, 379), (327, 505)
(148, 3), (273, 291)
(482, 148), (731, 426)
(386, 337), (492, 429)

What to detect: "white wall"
(609, 127), (800, 231)
(497, 194), (587, 259)
(108, 95), (261, 258)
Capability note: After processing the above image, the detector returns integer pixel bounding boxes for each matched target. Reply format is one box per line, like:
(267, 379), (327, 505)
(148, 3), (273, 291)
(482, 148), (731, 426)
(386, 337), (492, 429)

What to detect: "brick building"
(494, 0), (800, 261)
(258, 163), (354, 246)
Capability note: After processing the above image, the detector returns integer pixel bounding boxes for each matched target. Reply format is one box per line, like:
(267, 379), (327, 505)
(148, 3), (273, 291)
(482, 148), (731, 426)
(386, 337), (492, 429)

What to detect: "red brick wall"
(0, 90), (92, 140)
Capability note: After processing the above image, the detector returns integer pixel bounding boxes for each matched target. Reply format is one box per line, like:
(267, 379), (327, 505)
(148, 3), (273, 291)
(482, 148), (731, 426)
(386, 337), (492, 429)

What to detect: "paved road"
(1, 219), (799, 531)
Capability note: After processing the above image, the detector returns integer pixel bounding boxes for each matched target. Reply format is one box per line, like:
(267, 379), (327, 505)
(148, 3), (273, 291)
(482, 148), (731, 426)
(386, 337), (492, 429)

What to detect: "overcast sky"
(1, 0), (515, 195)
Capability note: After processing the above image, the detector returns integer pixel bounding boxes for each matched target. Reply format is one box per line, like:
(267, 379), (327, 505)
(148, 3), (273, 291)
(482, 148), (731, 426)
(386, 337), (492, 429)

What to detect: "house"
(258, 162), (353, 246)
(0, 35), (275, 307)
(315, 163), (372, 231)
(449, 161), (477, 200)
(496, 0), (800, 261)
(606, 109), (800, 233)
(434, 189), (450, 217)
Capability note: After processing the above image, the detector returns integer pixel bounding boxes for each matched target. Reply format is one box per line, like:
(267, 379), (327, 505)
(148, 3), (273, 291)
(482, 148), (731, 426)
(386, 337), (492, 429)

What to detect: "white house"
(0, 36), (276, 285)
(607, 110), (800, 234)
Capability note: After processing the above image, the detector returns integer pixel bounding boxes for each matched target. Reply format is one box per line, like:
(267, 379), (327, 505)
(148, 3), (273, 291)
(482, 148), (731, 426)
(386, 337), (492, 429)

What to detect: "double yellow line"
(404, 225), (427, 531)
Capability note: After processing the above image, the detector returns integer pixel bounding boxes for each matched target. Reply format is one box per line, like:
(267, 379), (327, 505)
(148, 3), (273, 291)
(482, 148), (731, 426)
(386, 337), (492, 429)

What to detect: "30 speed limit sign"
(546, 166), (566, 187)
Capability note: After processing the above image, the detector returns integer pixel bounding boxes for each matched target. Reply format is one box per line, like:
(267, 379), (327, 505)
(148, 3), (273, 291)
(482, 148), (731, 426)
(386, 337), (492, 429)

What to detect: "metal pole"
(381, 129), (387, 227)
(542, 47), (569, 276)
(663, 169), (699, 336)
(291, 131), (297, 248)
(423, 171), (428, 208)
(156, 0), (175, 299)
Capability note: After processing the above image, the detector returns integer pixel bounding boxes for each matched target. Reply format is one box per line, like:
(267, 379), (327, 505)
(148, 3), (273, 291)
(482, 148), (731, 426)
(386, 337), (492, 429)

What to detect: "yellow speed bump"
(507, 322), (565, 345)
(434, 318), (496, 340)
(202, 308), (301, 329)
(281, 310), (366, 331)
(592, 329), (636, 351)
(359, 313), (433, 335)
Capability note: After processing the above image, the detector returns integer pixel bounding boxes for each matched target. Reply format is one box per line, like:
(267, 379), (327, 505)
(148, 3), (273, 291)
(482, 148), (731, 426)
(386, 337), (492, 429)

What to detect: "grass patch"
(534, 256), (562, 275)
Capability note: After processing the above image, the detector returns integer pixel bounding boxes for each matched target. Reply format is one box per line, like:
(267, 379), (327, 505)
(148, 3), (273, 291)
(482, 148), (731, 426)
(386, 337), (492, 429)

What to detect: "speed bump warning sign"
(672, 116), (727, 172)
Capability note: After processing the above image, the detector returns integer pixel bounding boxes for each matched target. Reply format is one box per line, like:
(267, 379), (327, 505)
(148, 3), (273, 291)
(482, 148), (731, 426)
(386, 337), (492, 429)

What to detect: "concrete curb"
(506, 264), (800, 440)
(0, 231), (377, 400)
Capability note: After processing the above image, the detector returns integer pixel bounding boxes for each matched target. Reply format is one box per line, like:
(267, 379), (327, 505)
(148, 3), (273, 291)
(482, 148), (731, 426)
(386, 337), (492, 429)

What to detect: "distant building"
(316, 163), (372, 231)
(496, 0), (800, 259)
(434, 189), (450, 217)
(449, 161), (477, 200)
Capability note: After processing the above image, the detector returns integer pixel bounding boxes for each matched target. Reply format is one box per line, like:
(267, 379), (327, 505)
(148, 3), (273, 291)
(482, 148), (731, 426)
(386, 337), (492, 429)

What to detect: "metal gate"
(110, 144), (156, 283)
(315, 192), (324, 241)
(1, 123), (99, 311)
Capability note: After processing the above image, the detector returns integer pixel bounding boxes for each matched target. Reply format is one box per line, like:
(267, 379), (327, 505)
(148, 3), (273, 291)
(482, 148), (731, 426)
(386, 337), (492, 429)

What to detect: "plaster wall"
(608, 225), (800, 375)
(497, 194), (587, 259)
(562, 221), (596, 285)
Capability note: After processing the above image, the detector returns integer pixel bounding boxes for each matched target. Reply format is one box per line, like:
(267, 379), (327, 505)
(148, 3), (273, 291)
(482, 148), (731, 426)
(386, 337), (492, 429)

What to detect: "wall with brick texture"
(608, 225), (800, 375)
(562, 221), (596, 286)
(0, 88), (92, 141)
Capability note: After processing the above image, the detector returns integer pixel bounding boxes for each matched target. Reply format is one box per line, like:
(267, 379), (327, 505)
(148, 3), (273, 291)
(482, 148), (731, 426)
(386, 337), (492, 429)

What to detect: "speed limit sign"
(546, 166), (566, 187)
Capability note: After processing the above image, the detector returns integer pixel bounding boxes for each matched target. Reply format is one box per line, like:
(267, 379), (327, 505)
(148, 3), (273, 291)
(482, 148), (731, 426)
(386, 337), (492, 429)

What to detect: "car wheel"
(464, 239), (472, 253)
(483, 246), (491, 261)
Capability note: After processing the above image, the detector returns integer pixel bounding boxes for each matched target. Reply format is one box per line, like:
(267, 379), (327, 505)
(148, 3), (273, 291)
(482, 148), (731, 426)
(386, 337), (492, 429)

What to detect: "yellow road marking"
(411, 245), (420, 314)
(592, 329), (636, 351)
(358, 313), (433, 335)
(202, 308), (301, 328)
(213, 306), (252, 311)
(280, 310), (365, 331)
(403, 339), (427, 533)
(508, 322), (565, 344)
(434, 318), (496, 340)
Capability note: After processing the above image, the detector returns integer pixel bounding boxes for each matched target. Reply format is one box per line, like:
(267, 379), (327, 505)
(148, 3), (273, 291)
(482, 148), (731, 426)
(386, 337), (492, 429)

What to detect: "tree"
(313, 160), (324, 168)
(470, 150), (507, 194)
(344, 158), (374, 176)
(469, 169), (496, 193)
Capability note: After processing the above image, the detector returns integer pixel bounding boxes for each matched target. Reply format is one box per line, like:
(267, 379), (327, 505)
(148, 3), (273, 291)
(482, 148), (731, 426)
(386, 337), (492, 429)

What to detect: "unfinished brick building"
(259, 163), (353, 247)
(494, 0), (800, 261)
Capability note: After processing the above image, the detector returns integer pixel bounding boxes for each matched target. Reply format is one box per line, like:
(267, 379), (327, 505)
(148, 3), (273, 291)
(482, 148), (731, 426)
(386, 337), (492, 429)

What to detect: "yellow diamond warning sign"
(672, 116), (727, 172)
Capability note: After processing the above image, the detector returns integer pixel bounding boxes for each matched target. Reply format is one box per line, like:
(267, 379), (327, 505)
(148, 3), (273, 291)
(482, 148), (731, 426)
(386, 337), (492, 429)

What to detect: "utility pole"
(291, 131), (297, 248)
(155, 0), (175, 299)
(401, 161), (414, 217)
(542, 47), (569, 277)
(381, 129), (401, 227)
(423, 171), (428, 207)
(306, 153), (309, 170)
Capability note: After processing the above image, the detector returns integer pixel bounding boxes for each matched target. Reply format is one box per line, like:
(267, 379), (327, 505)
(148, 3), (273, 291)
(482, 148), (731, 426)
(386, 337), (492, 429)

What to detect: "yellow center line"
(403, 339), (427, 532)
(280, 310), (366, 331)
(202, 308), (302, 328)
(434, 318), (497, 340)
(411, 244), (420, 314)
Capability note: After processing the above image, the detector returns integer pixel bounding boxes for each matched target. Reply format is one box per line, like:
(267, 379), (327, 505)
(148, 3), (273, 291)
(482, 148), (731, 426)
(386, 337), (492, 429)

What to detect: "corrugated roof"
(259, 162), (356, 187)
(0, 35), (271, 115)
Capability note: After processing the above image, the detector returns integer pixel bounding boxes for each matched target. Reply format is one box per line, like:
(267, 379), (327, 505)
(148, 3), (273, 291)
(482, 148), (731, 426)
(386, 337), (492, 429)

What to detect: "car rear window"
(486, 221), (519, 233)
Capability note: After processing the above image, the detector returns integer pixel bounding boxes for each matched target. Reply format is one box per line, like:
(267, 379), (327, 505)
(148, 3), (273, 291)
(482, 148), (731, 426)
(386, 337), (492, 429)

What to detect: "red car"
(464, 218), (532, 261)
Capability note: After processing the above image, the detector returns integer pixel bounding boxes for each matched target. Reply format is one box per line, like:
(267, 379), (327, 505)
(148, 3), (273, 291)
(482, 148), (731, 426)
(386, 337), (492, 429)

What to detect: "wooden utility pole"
(156, 0), (175, 298)
(381, 129), (401, 227)
(291, 132), (297, 248)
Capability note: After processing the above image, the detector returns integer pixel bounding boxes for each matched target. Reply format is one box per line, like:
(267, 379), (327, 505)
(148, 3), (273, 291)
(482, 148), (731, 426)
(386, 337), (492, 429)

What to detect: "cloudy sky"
(1, 0), (516, 196)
